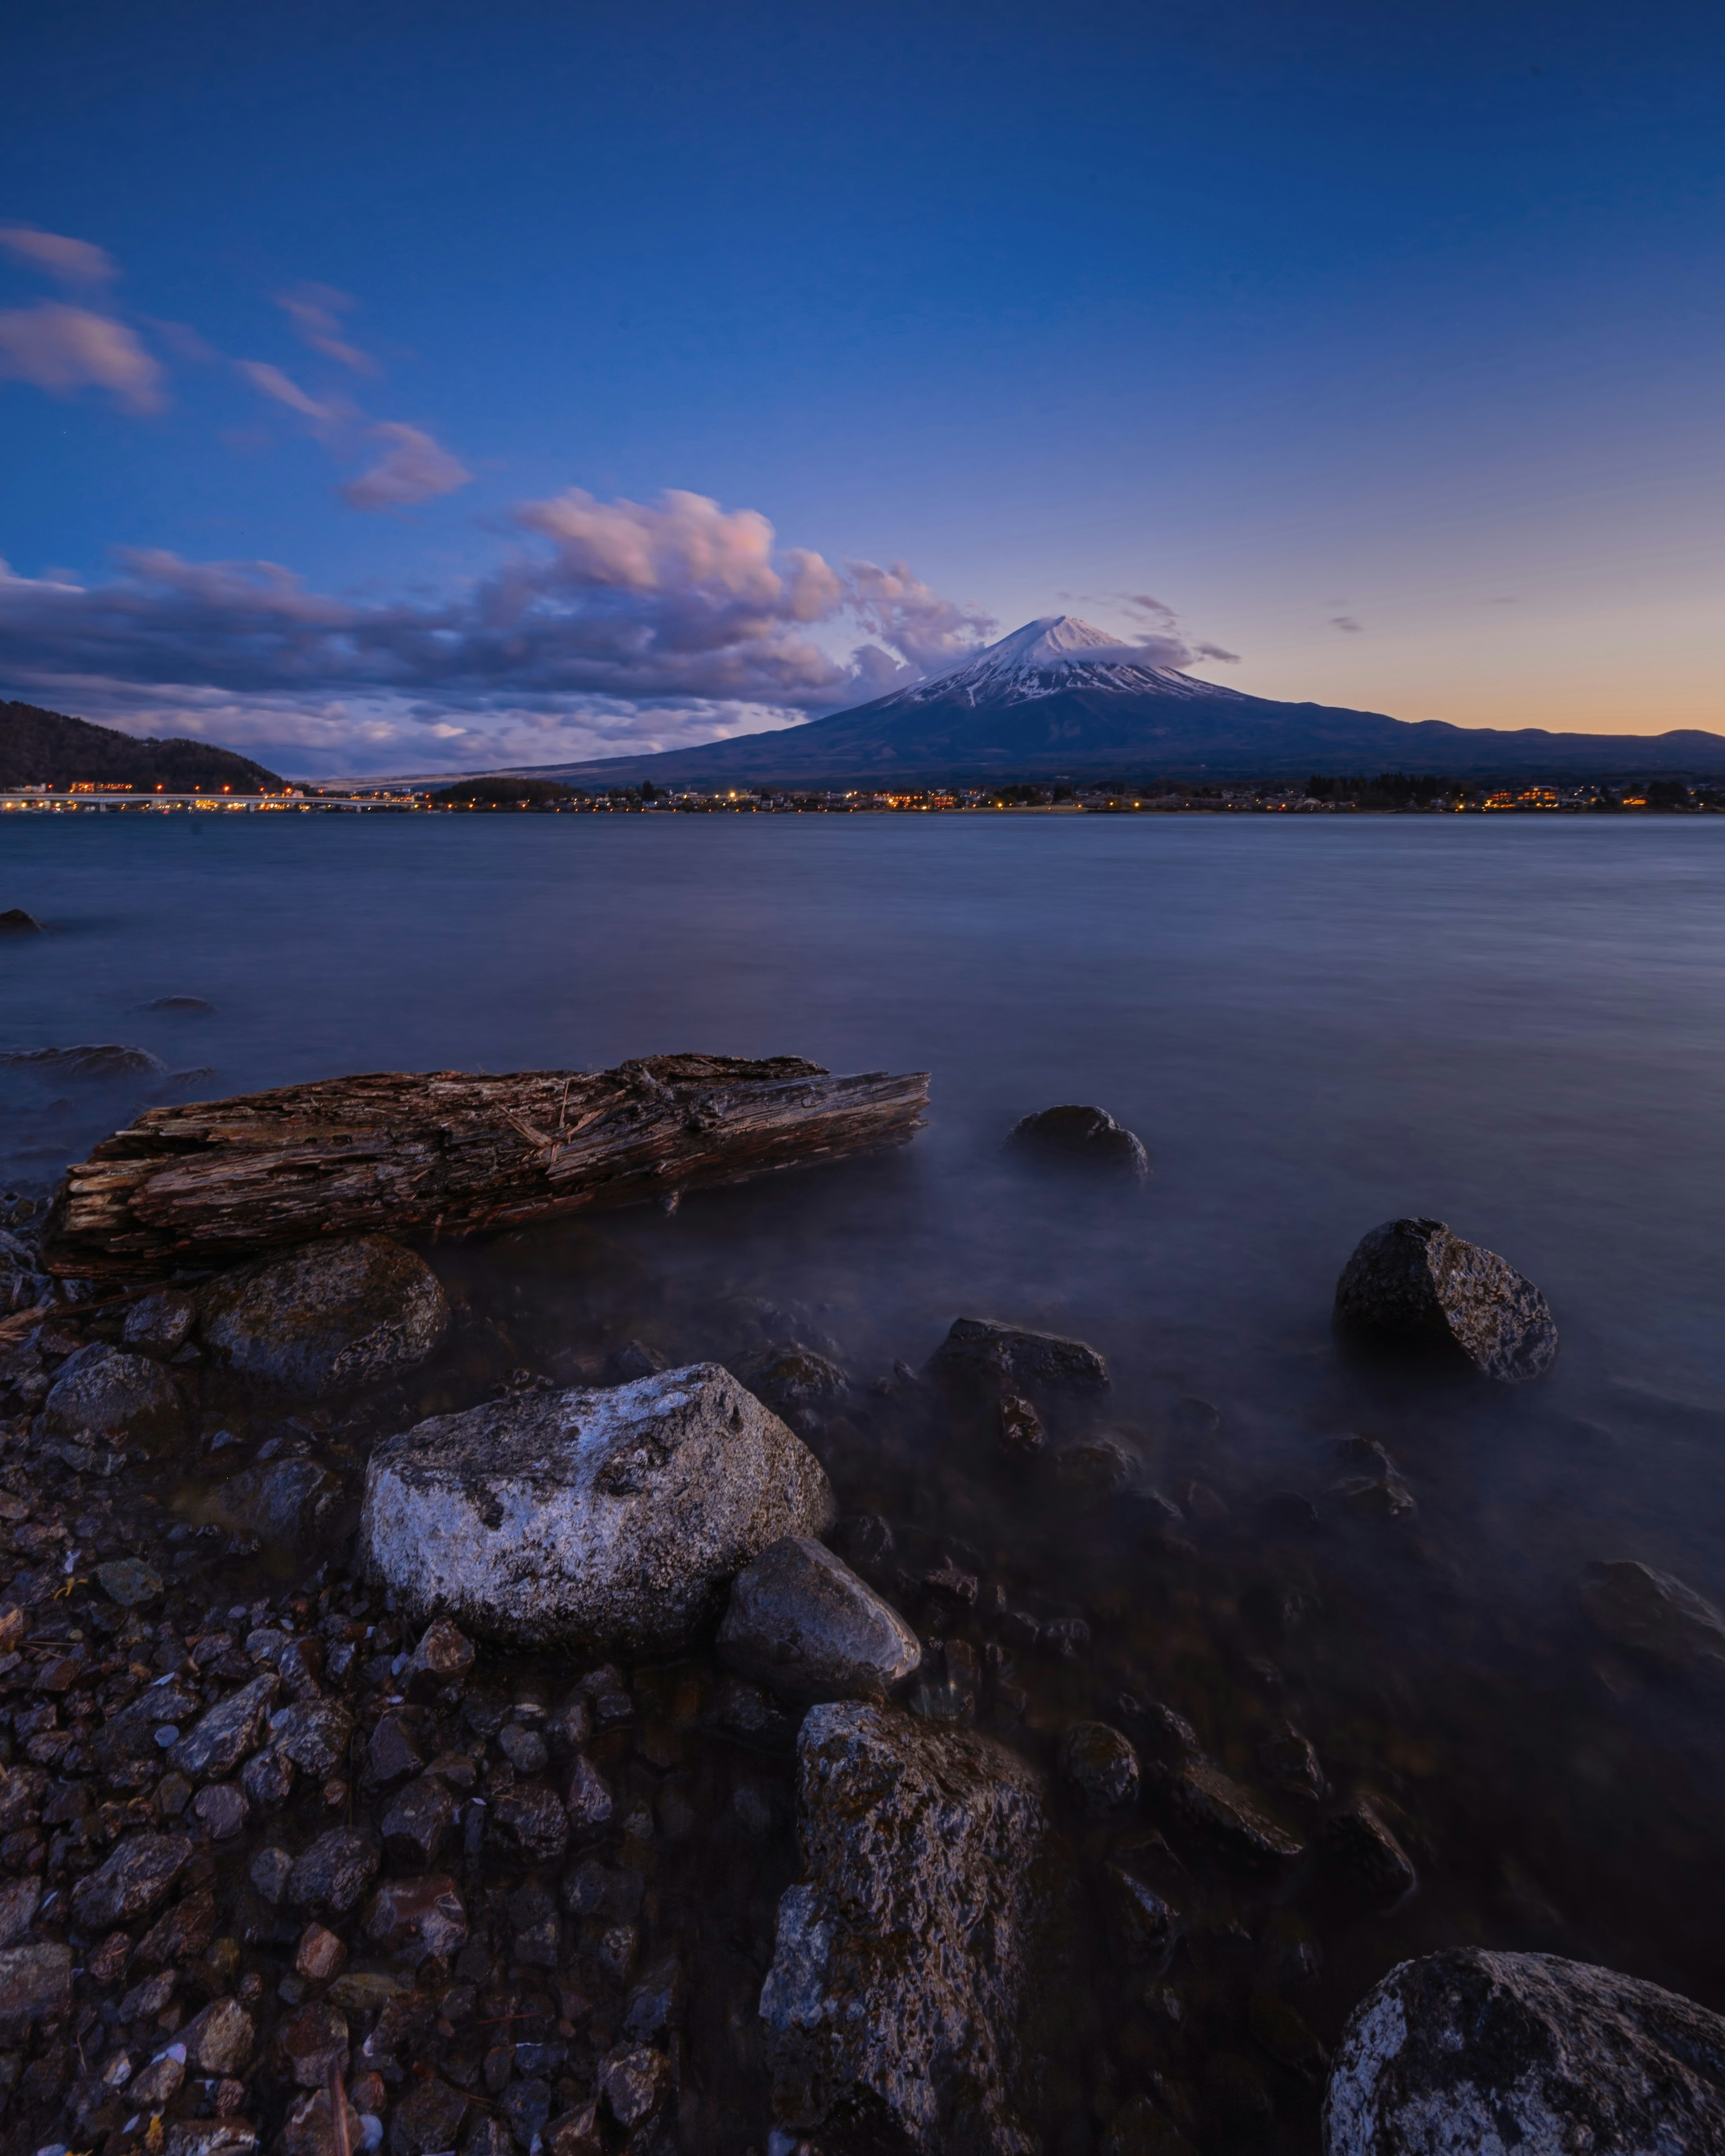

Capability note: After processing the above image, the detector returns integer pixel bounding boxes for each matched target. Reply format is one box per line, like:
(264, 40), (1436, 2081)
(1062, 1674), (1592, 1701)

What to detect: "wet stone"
(368, 1714), (425, 1785)
(0, 1940), (72, 2038)
(273, 1697), (355, 1779)
(249, 1845), (293, 1904)
(564, 1755), (614, 1837)
(1259, 1723), (1326, 1802)
(1318, 1799), (1417, 1908)
(598, 2045), (667, 2129)
(380, 1776), (456, 1872)
(183, 1996), (256, 2076)
(1058, 1721), (1141, 1817)
(168, 1671), (279, 1780)
(1106, 1868), (1181, 1970)
(124, 1290), (196, 1356)
(296, 1923), (349, 1982)
(135, 1884), (217, 1967)
(1159, 1759), (1304, 1873)
(406, 1617), (475, 1701)
(366, 1874), (469, 1962)
(277, 2001), (351, 2088)
(1334, 1215), (1558, 1383)
(207, 1460), (344, 1551)
(500, 2076), (552, 2147)
(926, 1315), (1110, 1399)
(43, 1343), (185, 1445)
(491, 1781), (569, 1863)
(1101, 2095), (1200, 2156)
(242, 1745), (295, 1811)
(98, 1556), (164, 1607)
(289, 1827), (380, 1916)
(1051, 1435), (1134, 1502)
(997, 1394), (1045, 1455)
(1009, 1103), (1151, 1179)
(71, 1831), (193, 1928)
(389, 2072), (470, 2156)
(718, 1533), (921, 1703)
(497, 1722), (548, 1775)
(199, 1235), (450, 1398)
(1324, 1950), (1725, 2156)
(0, 1875), (41, 1948)
(1582, 1558), (1725, 1676)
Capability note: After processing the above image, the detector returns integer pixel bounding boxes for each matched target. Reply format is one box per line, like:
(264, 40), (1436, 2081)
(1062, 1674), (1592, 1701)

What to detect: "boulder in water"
(361, 1362), (834, 1652)
(1333, 1217), (1557, 1382)
(761, 1700), (1079, 2155)
(0, 909), (44, 937)
(1323, 1948), (1725, 2156)
(926, 1315), (1110, 1399)
(205, 1459), (347, 1551)
(1009, 1104), (1150, 1179)
(0, 1043), (164, 1078)
(1583, 1559), (1725, 1677)
(43, 1343), (185, 1445)
(199, 1236), (449, 1397)
(717, 1534), (920, 1702)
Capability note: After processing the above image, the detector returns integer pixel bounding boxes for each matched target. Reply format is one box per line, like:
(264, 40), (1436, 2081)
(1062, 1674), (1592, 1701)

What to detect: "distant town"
(2, 773), (1722, 816)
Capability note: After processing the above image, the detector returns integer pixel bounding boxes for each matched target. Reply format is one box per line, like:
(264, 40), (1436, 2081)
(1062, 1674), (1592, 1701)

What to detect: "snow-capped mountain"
(878, 615), (1248, 710)
(468, 614), (1725, 789)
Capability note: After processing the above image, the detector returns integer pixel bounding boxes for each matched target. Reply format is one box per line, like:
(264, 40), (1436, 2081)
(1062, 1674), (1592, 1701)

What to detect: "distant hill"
(0, 698), (283, 793)
(473, 616), (1725, 789)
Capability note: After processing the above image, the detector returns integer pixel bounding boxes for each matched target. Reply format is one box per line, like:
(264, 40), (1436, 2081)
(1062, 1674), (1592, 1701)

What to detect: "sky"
(1, 0), (1721, 778)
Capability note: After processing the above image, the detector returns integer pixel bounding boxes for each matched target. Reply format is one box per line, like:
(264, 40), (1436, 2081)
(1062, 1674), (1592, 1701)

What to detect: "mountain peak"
(884, 612), (1239, 713)
(966, 615), (1137, 670)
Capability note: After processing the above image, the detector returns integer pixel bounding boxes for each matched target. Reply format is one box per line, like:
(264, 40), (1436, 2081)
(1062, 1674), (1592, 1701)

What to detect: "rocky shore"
(2, 1107), (1724, 2156)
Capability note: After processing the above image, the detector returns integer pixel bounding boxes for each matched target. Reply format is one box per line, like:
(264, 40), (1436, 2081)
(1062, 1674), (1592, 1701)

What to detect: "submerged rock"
(1324, 1949), (1725, 2156)
(43, 1343), (184, 1445)
(926, 1315), (1110, 1399)
(1582, 1559), (1725, 1677)
(717, 1534), (920, 1702)
(199, 1236), (449, 1398)
(1058, 1721), (1141, 1817)
(205, 1459), (345, 1552)
(1333, 1217), (1557, 1382)
(0, 908), (44, 937)
(0, 1042), (163, 1077)
(1009, 1104), (1150, 1180)
(361, 1362), (834, 1651)
(760, 1700), (1079, 2155)
(1158, 1758), (1304, 1874)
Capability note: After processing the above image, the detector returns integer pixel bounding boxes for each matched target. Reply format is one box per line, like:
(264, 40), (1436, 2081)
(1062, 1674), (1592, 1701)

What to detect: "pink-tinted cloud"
(0, 302), (164, 411)
(276, 284), (376, 375)
(341, 422), (473, 510)
(0, 226), (116, 288)
(0, 489), (990, 770)
(236, 358), (341, 423)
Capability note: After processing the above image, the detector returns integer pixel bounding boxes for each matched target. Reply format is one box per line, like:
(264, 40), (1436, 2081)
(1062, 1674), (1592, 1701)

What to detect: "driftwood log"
(41, 1053), (930, 1279)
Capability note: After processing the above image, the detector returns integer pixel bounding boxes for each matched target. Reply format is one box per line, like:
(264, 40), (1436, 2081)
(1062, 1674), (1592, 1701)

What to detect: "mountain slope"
(0, 700), (283, 792)
(485, 617), (1725, 787)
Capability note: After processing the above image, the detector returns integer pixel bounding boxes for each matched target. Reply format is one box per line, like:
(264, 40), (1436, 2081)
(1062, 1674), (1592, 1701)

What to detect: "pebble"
(1058, 1721), (1142, 1816)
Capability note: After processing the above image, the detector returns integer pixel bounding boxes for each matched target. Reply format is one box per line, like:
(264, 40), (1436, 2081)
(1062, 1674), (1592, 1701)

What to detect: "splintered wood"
(41, 1053), (931, 1278)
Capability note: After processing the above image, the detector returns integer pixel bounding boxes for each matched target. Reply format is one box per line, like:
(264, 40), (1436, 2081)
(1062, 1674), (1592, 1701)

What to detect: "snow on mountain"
(884, 614), (1250, 710)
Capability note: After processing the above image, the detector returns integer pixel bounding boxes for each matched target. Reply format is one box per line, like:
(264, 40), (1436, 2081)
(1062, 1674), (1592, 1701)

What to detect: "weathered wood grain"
(40, 1053), (930, 1278)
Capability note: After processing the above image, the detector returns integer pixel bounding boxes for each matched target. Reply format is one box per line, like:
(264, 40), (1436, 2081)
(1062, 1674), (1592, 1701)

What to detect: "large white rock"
(360, 1363), (834, 1652)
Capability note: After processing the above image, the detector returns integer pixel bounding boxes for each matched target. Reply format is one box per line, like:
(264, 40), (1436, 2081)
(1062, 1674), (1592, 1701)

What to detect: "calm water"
(6, 811), (1725, 2064)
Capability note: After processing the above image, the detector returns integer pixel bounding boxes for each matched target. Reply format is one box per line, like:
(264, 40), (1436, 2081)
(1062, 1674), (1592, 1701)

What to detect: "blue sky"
(1, 0), (1720, 776)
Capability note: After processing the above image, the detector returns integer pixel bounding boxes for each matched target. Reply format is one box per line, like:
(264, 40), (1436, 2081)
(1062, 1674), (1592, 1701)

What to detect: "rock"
(361, 1362), (834, 1651)
(997, 1395), (1045, 1455)
(501, 2078), (553, 2146)
(0, 1875), (41, 1948)
(295, 1924), (348, 1982)
(1051, 1435), (1134, 1502)
(1121, 1698), (1203, 1764)
(1331, 1473), (1417, 1520)
(0, 1042), (163, 1077)
(390, 2073), (470, 2156)
(242, 1744), (295, 1811)
(380, 1776), (456, 1871)
(168, 1671), (280, 1780)
(926, 1315), (1109, 1399)
(249, 1845), (294, 1904)
(123, 1290), (196, 1355)
(134, 1884), (217, 1966)
(141, 994), (215, 1012)
(1323, 1949), (1725, 2156)
(743, 1345), (849, 1414)
(1258, 1724), (1326, 1803)
(405, 1617), (474, 1701)
(1319, 1800), (1418, 1909)
(717, 1535), (921, 1703)
(1008, 1105), (1150, 1180)
(491, 1782), (568, 1864)
(366, 1875), (468, 1962)
(276, 2000), (349, 2087)
(194, 1782), (249, 1838)
(598, 2046), (668, 2130)
(1582, 1560), (1725, 1676)
(0, 1941), (71, 2037)
(1057, 1722), (1140, 1817)
(70, 1831), (193, 1927)
(1101, 2096), (1199, 2156)
(199, 1236), (450, 1398)
(368, 1714), (424, 1785)
(1159, 1759), (1303, 1874)
(288, 1828), (380, 1916)
(167, 2128), (257, 2156)
(1333, 1216), (1557, 1383)
(97, 1556), (164, 1606)
(622, 1955), (681, 2042)
(760, 1700), (1079, 2155)
(42, 1343), (184, 1444)
(184, 1996), (256, 2075)
(273, 1698), (356, 1779)
(497, 1723), (547, 1774)
(205, 1459), (345, 1552)
(0, 908), (44, 936)
(1106, 1868), (1181, 1970)
(544, 2103), (600, 2156)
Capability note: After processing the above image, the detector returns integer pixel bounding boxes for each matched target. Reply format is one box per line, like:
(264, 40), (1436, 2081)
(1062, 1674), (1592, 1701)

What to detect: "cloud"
(277, 284), (376, 375)
(236, 358), (341, 423)
(0, 302), (164, 411)
(0, 489), (991, 774)
(1192, 641), (1240, 663)
(340, 422), (473, 510)
(0, 226), (116, 288)
(1119, 592), (1178, 627)
(1330, 615), (1363, 633)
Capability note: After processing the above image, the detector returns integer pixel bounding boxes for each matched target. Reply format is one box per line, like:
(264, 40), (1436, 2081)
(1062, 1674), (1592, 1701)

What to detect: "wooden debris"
(40, 1053), (931, 1279)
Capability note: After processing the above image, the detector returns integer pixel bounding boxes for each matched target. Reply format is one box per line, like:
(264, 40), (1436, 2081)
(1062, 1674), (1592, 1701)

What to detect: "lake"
(5, 809), (1725, 2120)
